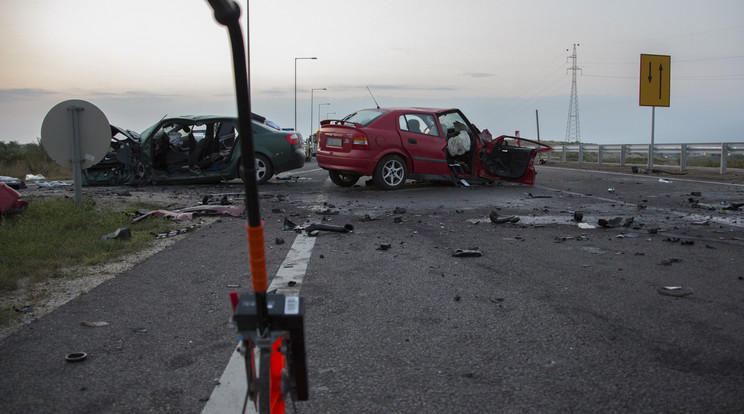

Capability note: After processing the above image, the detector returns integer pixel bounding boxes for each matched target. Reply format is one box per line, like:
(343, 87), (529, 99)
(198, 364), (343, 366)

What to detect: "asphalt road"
(1, 163), (743, 413)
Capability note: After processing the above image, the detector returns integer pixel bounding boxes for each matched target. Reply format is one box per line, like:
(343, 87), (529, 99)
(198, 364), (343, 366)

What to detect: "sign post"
(639, 54), (671, 170)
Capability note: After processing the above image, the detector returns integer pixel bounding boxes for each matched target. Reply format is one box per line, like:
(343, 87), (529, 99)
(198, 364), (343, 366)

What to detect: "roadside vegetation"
(0, 196), (181, 325)
(1, 140), (180, 326)
(0, 140), (72, 180)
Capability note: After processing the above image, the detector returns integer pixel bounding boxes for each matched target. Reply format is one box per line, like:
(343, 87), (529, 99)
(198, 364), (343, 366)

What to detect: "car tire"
(373, 154), (407, 190)
(240, 154), (274, 185)
(329, 170), (360, 187)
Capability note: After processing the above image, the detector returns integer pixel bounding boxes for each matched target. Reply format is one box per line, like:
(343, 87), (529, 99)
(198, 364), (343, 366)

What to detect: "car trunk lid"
(318, 120), (368, 153)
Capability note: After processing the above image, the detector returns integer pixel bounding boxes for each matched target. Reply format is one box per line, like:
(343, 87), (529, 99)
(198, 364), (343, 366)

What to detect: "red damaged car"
(316, 107), (552, 190)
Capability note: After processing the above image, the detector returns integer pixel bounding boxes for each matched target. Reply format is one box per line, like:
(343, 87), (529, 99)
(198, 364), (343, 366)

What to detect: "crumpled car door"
(479, 135), (551, 185)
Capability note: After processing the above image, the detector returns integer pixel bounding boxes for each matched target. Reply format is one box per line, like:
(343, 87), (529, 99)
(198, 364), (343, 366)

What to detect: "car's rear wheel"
(373, 154), (407, 190)
(328, 170), (360, 187)
(239, 154), (274, 185)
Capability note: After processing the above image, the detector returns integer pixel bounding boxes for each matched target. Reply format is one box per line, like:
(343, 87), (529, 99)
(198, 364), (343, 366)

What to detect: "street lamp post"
(294, 57), (317, 132)
(318, 103), (330, 131)
(310, 88), (326, 138)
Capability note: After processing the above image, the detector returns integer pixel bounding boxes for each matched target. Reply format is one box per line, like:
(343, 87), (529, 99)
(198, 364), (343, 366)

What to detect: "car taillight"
(351, 132), (369, 150)
(285, 133), (300, 145)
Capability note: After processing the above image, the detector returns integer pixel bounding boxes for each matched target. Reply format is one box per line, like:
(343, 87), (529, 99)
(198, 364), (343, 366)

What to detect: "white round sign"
(41, 99), (111, 170)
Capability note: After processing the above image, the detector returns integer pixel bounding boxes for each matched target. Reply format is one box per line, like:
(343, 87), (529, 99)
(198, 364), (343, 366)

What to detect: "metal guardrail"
(544, 142), (744, 174)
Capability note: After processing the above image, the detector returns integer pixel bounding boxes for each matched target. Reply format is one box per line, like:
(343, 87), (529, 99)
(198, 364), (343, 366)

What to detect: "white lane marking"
(201, 234), (316, 414)
(271, 235), (316, 296)
(203, 189), (330, 414)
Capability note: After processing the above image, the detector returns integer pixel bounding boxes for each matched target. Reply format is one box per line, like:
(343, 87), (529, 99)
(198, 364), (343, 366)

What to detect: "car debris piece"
(723, 202), (744, 211)
(597, 217), (634, 228)
(489, 210), (519, 224)
(659, 258), (682, 266)
(81, 321), (110, 327)
(65, 352), (88, 362)
(577, 223), (596, 229)
(283, 217), (302, 232)
(100, 227), (131, 241)
(0, 176), (26, 190)
(202, 194), (230, 205)
(453, 248), (482, 257)
(528, 192), (552, 199)
(305, 223), (354, 236)
(315, 209), (339, 215)
(0, 183), (29, 214)
(658, 178), (672, 183)
(377, 243), (392, 251)
(132, 205), (244, 224)
(657, 286), (693, 297)
(393, 207), (407, 214)
(130, 327), (148, 333)
(153, 223), (201, 238)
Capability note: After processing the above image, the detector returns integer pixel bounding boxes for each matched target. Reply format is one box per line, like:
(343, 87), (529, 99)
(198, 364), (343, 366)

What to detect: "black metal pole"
(206, 0), (268, 331)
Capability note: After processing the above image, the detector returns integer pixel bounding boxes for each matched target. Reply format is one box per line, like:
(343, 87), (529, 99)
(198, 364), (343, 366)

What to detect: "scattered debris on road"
(65, 352), (87, 362)
(81, 321), (110, 327)
(657, 286), (693, 297)
(489, 210), (520, 224)
(453, 248), (483, 257)
(659, 258), (682, 266)
(597, 217), (634, 228)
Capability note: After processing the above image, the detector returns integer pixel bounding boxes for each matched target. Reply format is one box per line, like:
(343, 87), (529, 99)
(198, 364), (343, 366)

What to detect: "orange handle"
(245, 221), (268, 293)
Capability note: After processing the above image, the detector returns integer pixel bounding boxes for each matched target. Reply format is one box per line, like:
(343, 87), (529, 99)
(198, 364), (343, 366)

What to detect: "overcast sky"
(1, 0), (743, 145)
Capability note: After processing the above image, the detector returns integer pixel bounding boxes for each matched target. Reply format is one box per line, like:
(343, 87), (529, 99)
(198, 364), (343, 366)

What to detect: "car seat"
(407, 119), (422, 134)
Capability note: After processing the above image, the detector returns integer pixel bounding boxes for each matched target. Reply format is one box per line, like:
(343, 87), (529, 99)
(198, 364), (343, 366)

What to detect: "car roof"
(159, 113), (271, 123)
(363, 107), (459, 114)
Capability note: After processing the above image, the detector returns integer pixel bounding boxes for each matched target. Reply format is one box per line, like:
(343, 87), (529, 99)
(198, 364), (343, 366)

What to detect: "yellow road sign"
(639, 54), (670, 107)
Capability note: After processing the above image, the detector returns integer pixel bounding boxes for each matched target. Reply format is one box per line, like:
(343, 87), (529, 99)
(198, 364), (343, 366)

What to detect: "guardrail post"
(680, 144), (687, 171)
(620, 144), (626, 166)
(579, 145), (584, 164)
(562, 145), (566, 163)
(648, 144), (653, 169)
(598, 145), (604, 165)
(721, 143), (727, 174)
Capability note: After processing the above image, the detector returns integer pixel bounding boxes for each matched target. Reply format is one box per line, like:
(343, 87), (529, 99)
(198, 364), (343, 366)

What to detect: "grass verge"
(0, 196), (181, 325)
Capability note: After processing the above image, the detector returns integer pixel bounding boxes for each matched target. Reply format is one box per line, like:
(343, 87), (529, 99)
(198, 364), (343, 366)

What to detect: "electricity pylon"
(565, 43), (581, 143)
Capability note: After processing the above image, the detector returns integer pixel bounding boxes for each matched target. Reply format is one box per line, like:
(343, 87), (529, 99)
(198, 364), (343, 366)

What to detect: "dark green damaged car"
(82, 114), (305, 186)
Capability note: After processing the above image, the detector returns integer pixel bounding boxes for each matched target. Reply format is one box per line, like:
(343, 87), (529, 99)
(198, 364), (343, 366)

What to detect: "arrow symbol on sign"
(647, 61), (653, 83)
(658, 64), (664, 99)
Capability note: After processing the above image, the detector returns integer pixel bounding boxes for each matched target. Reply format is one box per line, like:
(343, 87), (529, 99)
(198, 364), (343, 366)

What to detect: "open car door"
(479, 135), (552, 186)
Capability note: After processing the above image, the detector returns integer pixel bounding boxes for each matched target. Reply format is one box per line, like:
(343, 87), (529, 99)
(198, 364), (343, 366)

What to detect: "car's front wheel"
(328, 170), (360, 187)
(373, 154), (407, 190)
(239, 154), (274, 185)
